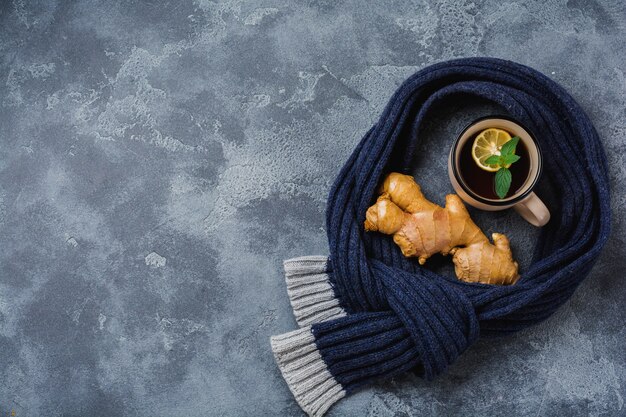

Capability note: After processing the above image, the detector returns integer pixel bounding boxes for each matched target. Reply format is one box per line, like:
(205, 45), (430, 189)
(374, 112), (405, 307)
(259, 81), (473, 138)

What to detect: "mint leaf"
(484, 155), (501, 165)
(495, 167), (512, 199)
(501, 154), (520, 165)
(500, 136), (520, 156)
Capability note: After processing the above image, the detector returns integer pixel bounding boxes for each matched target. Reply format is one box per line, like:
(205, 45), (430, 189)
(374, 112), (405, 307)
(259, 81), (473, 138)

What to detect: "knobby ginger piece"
(364, 173), (519, 285)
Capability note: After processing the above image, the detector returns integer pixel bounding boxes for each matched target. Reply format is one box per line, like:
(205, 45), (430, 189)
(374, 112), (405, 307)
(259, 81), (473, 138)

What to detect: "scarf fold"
(270, 57), (611, 417)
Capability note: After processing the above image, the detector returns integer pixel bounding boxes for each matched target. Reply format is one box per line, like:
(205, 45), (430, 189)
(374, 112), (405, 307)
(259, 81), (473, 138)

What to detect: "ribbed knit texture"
(270, 57), (611, 416)
(284, 257), (347, 326)
(270, 327), (346, 416)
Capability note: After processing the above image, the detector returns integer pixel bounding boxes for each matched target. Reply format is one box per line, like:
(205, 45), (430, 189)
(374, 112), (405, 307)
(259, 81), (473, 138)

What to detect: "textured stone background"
(1, 1), (625, 416)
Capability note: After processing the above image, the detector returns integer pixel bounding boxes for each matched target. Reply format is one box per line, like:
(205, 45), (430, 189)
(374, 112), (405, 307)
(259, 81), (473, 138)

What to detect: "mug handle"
(513, 192), (550, 227)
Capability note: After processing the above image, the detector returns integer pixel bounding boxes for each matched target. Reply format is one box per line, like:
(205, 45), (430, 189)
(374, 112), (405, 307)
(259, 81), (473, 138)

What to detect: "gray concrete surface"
(1, 1), (625, 416)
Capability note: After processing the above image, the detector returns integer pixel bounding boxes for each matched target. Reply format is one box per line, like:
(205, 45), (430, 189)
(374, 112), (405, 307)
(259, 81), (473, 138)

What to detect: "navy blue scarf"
(270, 57), (611, 417)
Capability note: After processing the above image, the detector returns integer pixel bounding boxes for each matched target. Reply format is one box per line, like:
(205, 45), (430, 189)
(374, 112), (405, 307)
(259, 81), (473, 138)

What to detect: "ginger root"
(364, 173), (519, 285)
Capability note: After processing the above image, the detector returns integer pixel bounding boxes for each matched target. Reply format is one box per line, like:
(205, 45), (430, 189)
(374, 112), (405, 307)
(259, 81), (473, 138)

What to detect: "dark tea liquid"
(458, 133), (530, 199)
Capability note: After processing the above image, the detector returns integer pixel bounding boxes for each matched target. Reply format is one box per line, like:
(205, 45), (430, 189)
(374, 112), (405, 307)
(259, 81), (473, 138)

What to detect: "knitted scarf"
(270, 57), (611, 416)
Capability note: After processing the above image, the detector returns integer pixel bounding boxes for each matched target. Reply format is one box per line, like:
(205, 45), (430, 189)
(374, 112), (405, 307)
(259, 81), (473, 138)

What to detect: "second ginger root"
(364, 173), (519, 285)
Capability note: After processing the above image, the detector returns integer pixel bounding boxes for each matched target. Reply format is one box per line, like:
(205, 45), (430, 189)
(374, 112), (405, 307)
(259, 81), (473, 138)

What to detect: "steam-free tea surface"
(458, 133), (531, 199)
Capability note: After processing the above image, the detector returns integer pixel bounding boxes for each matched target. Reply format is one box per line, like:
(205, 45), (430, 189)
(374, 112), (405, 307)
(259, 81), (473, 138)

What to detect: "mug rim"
(451, 115), (543, 207)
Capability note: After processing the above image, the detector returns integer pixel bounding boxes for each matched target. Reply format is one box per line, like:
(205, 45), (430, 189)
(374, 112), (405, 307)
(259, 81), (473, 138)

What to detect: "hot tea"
(448, 117), (550, 226)
(458, 130), (530, 199)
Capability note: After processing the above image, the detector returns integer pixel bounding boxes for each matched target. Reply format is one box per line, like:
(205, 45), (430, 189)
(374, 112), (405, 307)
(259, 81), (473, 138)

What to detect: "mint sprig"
(495, 168), (512, 198)
(485, 136), (521, 199)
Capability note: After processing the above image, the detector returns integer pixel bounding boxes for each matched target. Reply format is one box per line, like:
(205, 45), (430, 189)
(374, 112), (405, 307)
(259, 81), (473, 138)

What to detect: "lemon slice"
(471, 128), (512, 172)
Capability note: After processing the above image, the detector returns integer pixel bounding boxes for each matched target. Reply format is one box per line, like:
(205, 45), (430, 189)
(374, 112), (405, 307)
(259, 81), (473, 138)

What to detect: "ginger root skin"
(364, 173), (519, 285)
